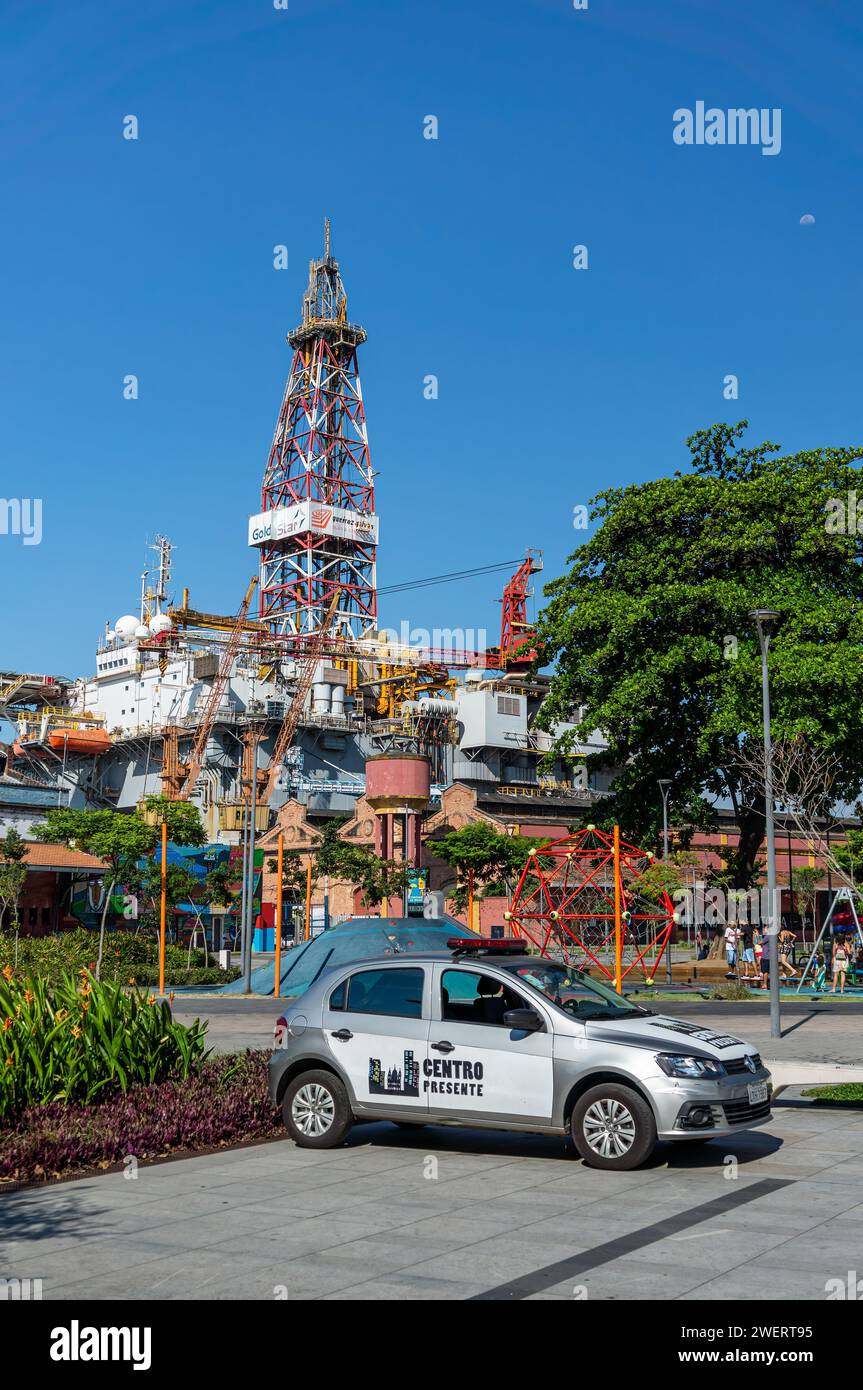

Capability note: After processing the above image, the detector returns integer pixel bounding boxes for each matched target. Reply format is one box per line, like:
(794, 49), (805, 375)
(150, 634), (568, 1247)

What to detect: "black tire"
(281, 1069), (353, 1149)
(571, 1083), (657, 1171)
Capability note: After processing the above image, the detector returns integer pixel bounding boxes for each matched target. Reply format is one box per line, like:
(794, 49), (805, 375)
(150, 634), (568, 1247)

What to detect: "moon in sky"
(799, 214), (816, 225)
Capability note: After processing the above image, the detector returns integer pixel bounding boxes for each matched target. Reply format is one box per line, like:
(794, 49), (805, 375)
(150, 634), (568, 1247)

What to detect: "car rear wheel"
(571, 1084), (657, 1170)
(282, 1069), (352, 1149)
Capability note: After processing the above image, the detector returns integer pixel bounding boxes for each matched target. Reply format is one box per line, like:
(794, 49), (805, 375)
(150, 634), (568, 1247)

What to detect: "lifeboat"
(47, 728), (112, 755)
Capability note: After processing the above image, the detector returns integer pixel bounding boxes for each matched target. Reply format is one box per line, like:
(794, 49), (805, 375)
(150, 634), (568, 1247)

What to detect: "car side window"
(441, 968), (529, 1027)
(345, 967), (425, 1019)
(329, 980), (347, 1011)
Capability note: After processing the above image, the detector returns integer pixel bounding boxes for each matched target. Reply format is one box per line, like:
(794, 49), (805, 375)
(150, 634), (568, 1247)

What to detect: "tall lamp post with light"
(658, 779), (672, 982)
(750, 609), (782, 1040)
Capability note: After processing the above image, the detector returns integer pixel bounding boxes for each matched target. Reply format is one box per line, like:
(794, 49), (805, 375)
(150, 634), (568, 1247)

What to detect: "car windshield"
(502, 959), (647, 1020)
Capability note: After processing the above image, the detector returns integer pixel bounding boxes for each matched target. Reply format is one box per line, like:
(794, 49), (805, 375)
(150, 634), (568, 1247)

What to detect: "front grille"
(723, 1097), (771, 1124)
(725, 1053), (762, 1075)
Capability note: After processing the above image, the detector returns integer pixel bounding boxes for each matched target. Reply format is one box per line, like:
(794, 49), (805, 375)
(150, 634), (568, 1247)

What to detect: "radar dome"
(149, 614), (173, 635)
(134, 624), (150, 640)
(114, 615), (139, 642)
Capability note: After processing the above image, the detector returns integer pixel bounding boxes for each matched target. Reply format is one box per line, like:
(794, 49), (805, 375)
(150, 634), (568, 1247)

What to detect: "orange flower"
(54, 1008), (69, 1024)
(2, 1017), (11, 1032)
(2, 965), (12, 982)
(5, 1055), (12, 1068)
(24, 990), (32, 1004)
(70, 1024), (81, 1039)
(81, 1001), (89, 1013)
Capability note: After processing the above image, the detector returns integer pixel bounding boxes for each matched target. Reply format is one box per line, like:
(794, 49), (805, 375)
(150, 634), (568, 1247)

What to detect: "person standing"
(740, 924), (759, 983)
(724, 921), (739, 976)
(832, 936), (850, 995)
(778, 926), (799, 981)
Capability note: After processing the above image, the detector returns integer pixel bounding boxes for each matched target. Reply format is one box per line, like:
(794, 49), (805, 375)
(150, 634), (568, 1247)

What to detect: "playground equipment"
(796, 886), (863, 993)
(506, 825), (675, 989)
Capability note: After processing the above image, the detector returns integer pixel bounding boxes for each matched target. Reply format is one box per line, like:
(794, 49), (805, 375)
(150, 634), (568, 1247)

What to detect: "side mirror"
(503, 1007), (543, 1033)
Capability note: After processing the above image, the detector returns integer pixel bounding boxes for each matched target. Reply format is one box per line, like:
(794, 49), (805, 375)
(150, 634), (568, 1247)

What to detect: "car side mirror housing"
(503, 1007), (543, 1032)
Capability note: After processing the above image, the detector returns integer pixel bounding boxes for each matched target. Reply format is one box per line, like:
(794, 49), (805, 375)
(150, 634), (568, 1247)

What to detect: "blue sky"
(2, 0), (861, 680)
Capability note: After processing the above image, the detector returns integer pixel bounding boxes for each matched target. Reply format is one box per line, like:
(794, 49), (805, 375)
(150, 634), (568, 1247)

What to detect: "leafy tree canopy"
(270, 818), (411, 908)
(0, 827), (28, 934)
(537, 421), (863, 887)
(431, 822), (536, 885)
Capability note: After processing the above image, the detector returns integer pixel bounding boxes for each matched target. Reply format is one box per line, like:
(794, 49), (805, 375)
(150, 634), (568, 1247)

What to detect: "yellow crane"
(178, 577), (258, 800)
(262, 589), (342, 805)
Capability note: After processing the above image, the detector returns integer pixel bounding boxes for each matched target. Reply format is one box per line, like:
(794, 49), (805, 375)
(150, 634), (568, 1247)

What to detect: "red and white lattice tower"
(250, 222), (377, 645)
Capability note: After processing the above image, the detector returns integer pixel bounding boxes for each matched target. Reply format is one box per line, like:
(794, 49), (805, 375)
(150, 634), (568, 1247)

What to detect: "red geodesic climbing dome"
(506, 826), (674, 984)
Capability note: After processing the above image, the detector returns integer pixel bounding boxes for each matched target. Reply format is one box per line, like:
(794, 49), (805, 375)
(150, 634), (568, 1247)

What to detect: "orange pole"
(159, 819), (168, 997)
(305, 856), (312, 941)
(468, 868), (474, 933)
(274, 832), (284, 999)
(613, 823), (622, 993)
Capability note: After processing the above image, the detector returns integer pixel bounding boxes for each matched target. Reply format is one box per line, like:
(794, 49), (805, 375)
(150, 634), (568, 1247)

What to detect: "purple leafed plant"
(0, 1051), (281, 1184)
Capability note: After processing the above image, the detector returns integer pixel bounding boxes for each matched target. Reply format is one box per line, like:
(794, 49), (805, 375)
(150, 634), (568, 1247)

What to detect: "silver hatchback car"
(268, 940), (772, 1170)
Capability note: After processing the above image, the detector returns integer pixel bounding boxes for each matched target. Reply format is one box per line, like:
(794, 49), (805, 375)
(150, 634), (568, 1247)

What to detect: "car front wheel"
(571, 1083), (657, 1170)
(282, 1069), (353, 1149)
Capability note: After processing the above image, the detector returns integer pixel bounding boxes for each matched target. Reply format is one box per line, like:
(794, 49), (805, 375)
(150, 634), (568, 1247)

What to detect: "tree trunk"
(734, 806), (766, 889)
(95, 877), (116, 981)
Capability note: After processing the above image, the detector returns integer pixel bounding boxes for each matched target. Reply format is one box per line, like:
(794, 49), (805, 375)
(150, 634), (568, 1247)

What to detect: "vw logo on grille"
(745, 1054), (757, 1072)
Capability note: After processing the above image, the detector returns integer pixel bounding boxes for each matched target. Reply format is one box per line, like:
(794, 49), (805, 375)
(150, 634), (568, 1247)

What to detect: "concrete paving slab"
(5, 1100), (863, 1301)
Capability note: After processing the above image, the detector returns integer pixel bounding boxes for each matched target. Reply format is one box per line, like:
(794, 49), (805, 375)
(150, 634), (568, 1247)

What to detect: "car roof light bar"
(446, 937), (525, 957)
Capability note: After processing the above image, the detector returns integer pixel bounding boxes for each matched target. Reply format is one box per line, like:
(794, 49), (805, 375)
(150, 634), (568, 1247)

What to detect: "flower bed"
(0, 967), (208, 1120)
(0, 1051), (281, 1186)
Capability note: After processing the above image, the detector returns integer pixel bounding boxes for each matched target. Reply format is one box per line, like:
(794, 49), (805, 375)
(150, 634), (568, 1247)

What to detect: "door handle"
(431, 1041), (455, 1053)
(330, 1029), (353, 1041)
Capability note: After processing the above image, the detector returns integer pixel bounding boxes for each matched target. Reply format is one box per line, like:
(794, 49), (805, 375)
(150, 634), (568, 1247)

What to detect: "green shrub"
(0, 966), (209, 1121)
(0, 929), (227, 989)
(709, 981), (755, 1001)
(131, 966), (241, 987)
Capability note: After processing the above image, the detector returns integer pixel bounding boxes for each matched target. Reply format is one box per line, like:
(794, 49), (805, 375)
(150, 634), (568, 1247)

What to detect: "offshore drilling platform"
(0, 226), (604, 843)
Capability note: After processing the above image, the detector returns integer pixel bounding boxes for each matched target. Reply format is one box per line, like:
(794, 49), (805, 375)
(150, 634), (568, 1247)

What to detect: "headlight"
(656, 1053), (725, 1079)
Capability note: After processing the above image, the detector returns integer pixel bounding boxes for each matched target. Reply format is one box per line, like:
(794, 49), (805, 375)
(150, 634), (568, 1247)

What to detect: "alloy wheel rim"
(583, 1098), (637, 1158)
(292, 1083), (335, 1137)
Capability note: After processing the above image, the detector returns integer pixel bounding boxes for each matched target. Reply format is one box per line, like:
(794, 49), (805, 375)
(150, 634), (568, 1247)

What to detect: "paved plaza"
(3, 1098), (863, 1301)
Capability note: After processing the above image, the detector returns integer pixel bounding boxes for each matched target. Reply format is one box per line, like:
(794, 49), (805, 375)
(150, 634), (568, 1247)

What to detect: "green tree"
(136, 861), (207, 941)
(35, 801), (205, 978)
(785, 864), (822, 946)
(204, 862), (244, 946)
(834, 830), (863, 885)
(269, 818), (411, 918)
(636, 857), (685, 908)
(430, 822), (537, 908)
(0, 828), (28, 966)
(537, 421), (863, 888)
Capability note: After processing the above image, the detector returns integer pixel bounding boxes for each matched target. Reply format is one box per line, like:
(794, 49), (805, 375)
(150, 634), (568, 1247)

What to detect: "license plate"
(748, 1082), (768, 1105)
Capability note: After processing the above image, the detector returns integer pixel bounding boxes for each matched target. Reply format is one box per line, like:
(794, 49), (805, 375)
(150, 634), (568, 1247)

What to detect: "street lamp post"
(659, 779), (672, 983)
(243, 729), (261, 995)
(750, 609), (782, 1040)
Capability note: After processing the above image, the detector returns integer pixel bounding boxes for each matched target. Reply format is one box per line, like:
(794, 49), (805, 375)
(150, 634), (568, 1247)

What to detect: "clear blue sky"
(2, 0), (861, 680)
